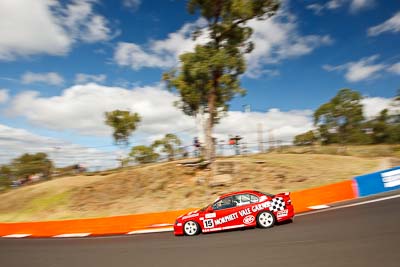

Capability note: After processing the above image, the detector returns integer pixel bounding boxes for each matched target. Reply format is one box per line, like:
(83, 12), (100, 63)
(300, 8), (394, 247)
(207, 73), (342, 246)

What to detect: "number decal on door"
(203, 219), (214, 228)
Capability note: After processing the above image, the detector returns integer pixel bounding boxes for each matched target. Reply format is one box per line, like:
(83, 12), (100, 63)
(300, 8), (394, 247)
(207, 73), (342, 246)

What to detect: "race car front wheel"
(257, 211), (275, 228)
(183, 221), (200, 236)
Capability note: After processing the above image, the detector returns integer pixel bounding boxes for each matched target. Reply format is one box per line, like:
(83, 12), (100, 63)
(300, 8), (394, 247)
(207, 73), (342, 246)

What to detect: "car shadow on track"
(188, 220), (294, 237)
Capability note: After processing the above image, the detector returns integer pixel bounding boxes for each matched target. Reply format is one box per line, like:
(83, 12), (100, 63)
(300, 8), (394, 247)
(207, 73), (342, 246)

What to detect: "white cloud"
(307, 0), (375, 15)
(113, 19), (207, 70)
(75, 73), (107, 84)
(214, 109), (313, 145)
(83, 15), (112, 42)
(114, 42), (176, 70)
(0, 0), (71, 60)
(388, 62), (400, 75)
(150, 18), (209, 57)
(326, 0), (345, 10)
(0, 89), (9, 104)
(8, 83), (195, 137)
(0, 123), (120, 170)
(0, 0), (114, 61)
(245, 15), (332, 77)
(361, 97), (396, 119)
(123, 0), (141, 11)
(7, 83), (314, 150)
(21, 72), (65, 86)
(306, 4), (324, 15)
(63, 0), (113, 43)
(323, 55), (386, 82)
(348, 0), (375, 12)
(114, 7), (331, 78)
(368, 12), (400, 36)
(345, 58), (385, 82)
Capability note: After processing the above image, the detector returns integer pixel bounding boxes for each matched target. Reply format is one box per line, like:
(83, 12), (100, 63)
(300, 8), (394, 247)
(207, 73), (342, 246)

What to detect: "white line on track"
(149, 223), (174, 227)
(308, 205), (330, 210)
(298, 194), (400, 217)
(2, 234), (32, 238)
(53, 233), (91, 238)
(128, 227), (173, 234)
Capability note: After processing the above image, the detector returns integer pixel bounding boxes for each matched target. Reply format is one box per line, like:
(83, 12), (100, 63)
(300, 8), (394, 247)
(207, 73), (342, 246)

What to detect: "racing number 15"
(203, 219), (214, 228)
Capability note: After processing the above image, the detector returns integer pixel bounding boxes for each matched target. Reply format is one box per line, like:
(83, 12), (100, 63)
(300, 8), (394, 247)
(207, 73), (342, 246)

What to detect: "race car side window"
(232, 194), (252, 206)
(239, 194), (250, 205)
(250, 194), (259, 203)
(212, 196), (235, 210)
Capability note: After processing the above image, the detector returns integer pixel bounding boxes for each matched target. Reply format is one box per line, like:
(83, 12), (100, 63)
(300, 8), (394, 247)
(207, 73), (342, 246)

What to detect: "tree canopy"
(11, 153), (54, 178)
(314, 88), (365, 144)
(164, 0), (280, 161)
(294, 88), (400, 146)
(152, 134), (182, 161)
(0, 165), (12, 190)
(129, 145), (159, 164)
(104, 110), (141, 146)
(293, 130), (318, 146)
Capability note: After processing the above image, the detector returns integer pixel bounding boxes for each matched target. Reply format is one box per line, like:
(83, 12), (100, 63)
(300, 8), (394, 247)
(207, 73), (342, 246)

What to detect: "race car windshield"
(199, 204), (211, 212)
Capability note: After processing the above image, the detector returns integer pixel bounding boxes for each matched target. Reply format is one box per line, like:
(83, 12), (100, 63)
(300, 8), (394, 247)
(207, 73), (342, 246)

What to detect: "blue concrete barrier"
(354, 166), (400, 197)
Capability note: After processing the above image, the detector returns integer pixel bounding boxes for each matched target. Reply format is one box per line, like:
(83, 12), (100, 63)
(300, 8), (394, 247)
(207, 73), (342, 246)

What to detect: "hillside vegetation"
(1, 147), (398, 222)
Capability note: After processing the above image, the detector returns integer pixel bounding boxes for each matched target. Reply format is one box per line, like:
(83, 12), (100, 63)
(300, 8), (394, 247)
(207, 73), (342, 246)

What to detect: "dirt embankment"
(0, 153), (390, 222)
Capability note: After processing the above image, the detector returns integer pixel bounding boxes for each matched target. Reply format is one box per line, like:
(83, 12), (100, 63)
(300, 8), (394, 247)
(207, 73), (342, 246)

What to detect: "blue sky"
(0, 0), (399, 169)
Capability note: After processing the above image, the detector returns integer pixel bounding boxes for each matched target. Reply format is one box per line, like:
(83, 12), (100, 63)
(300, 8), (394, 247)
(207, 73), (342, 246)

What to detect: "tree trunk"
(205, 87), (216, 163)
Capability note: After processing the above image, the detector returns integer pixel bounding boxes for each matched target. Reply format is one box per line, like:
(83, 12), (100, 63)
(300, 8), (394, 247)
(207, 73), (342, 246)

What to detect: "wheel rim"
(259, 212), (274, 227)
(184, 221), (198, 235)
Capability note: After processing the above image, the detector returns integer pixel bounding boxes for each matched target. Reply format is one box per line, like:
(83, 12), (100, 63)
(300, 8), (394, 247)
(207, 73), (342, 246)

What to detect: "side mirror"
(206, 206), (214, 213)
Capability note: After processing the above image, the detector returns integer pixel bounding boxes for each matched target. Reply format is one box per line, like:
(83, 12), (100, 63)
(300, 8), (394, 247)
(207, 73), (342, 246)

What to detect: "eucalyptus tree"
(314, 89), (365, 144)
(152, 133), (182, 161)
(163, 0), (280, 162)
(104, 110), (141, 146)
(130, 145), (159, 164)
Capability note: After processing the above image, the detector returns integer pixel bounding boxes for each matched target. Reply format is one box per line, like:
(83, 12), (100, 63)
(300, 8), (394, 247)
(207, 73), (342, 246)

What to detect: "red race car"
(174, 190), (294, 236)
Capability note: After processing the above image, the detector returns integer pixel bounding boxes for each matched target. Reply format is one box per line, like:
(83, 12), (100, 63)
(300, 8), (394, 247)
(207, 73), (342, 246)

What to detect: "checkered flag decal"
(269, 197), (286, 212)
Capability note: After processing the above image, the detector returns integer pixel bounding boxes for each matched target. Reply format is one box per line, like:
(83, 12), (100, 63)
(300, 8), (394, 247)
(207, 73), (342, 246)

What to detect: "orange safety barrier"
(0, 180), (358, 237)
(291, 180), (357, 213)
(0, 208), (194, 237)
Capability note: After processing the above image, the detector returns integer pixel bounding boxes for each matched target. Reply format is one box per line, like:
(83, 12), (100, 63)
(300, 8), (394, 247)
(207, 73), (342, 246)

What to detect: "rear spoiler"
(275, 192), (290, 197)
(275, 192), (291, 204)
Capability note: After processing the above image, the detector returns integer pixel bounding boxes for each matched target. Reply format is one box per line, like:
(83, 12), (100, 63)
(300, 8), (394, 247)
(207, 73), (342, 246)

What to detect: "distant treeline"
(0, 153), (88, 191)
(0, 153), (54, 190)
(294, 89), (400, 146)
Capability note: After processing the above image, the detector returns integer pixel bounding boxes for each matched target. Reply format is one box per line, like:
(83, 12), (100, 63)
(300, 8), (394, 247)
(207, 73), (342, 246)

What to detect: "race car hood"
(176, 209), (201, 221)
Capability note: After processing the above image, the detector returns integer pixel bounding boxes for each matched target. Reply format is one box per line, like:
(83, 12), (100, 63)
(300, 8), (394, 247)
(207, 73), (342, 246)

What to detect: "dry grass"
(0, 152), (390, 222)
(279, 144), (400, 158)
(0, 175), (108, 221)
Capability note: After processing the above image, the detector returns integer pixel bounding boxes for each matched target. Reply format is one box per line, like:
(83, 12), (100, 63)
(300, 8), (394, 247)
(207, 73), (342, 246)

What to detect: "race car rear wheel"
(183, 221), (200, 236)
(257, 211), (275, 228)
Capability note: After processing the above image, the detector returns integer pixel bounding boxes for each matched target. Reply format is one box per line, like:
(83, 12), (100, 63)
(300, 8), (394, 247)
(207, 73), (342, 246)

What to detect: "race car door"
(232, 193), (259, 226)
(208, 196), (241, 229)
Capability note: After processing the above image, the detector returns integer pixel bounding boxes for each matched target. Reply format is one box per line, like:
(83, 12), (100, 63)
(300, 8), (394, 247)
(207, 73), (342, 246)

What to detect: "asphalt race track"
(1, 193), (399, 267)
